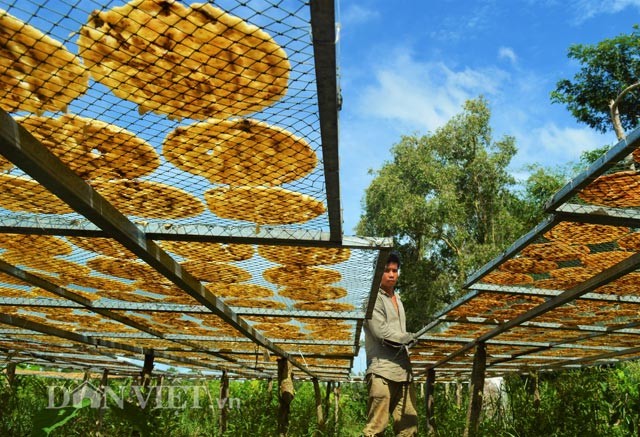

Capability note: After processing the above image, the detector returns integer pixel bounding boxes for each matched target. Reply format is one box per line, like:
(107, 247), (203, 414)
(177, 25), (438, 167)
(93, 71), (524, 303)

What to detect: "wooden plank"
(310, 0), (342, 242)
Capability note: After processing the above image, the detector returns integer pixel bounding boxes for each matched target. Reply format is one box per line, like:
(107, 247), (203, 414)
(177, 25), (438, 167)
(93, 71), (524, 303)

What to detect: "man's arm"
(366, 296), (414, 345)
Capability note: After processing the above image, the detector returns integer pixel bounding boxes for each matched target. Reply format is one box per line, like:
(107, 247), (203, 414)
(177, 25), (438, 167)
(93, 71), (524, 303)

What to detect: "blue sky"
(336, 0), (640, 235)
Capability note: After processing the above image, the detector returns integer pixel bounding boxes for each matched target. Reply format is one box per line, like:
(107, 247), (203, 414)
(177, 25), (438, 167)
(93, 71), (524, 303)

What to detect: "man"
(362, 251), (418, 436)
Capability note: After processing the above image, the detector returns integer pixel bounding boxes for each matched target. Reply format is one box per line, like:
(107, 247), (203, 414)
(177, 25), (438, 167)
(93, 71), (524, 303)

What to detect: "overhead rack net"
(412, 129), (640, 380)
(0, 0), (393, 382)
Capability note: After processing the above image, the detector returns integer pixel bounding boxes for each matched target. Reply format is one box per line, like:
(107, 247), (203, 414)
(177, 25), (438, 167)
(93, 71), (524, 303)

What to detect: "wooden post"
(140, 352), (154, 388)
(219, 370), (230, 435)
(312, 378), (325, 435)
(78, 370), (91, 403)
(277, 358), (294, 437)
(6, 362), (16, 388)
(425, 368), (436, 435)
(456, 382), (463, 408)
(99, 369), (109, 408)
(324, 381), (333, 428)
(464, 342), (487, 437)
(96, 369), (109, 436)
(267, 377), (274, 400)
(532, 372), (540, 411)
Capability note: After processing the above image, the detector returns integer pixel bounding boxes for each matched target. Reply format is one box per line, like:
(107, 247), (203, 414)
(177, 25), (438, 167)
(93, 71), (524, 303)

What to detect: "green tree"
(551, 25), (640, 137)
(356, 98), (536, 330)
(512, 164), (568, 228)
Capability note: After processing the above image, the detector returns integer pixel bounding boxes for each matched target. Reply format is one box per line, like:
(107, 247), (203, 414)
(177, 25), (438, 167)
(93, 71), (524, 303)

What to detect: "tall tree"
(551, 25), (640, 137)
(357, 98), (546, 330)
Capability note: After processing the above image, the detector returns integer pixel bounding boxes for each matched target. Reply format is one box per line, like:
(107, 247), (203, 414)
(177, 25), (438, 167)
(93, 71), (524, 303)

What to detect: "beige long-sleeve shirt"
(363, 288), (413, 382)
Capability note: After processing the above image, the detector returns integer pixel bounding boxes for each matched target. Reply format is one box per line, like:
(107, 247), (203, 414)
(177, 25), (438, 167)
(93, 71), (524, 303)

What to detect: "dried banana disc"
(279, 285), (347, 301)
(0, 9), (89, 114)
(28, 287), (64, 299)
(293, 301), (355, 312)
(163, 118), (316, 186)
(89, 179), (205, 219)
(1, 250), (90, 276)
(16, 114), (159, 179)
(77, 0), (289, 119)
(67, 236), (138, 259)
(498, 257), (558, 274)
(533, 277), (579, 291)
(0, 155), (12, 172)
(617, 232), (640, 251)
(205, 186), (325, 225)
(0, 174), (74, 214)
(0, 271), (69, 287)
(580, 251), (633, 271)
(577, 171), (640, 207)
(155, 293), (198, 305)
(520, 242), (590, 262)
(258, 245), (350, 266)
(254, 322), (302, 336)
(303, 319), (351, 331)
(225, 298), (286, 309)
(245, 315), (292, 324)
(309, 329), (352, 341)
(480, 270), (533, 286)
(595, 272), (640, 295)
(549, 266), (595, 282)
(87, 256), (166, 281)
(180, 260), (251, 283)
(61, 272), (134, 292)
(0, 287), (30, 298)
(134, 280), (183, 296)
(544, 222), (629, 245)
(263, 265), (341, 286)
(206, 283), (273, 298)
(0, 234), (72, 256)
(159, 240), (254, 262)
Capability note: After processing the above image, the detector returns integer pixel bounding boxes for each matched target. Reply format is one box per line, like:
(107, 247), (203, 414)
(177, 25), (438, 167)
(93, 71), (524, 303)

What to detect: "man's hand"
(404, 334), (418, 349)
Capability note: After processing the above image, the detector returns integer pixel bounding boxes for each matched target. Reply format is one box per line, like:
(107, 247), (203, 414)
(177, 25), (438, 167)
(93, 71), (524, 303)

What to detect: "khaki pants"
(362, 373), (418, 436)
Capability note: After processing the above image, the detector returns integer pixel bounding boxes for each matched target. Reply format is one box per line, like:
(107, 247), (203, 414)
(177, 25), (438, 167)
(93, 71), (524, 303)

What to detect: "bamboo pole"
(464, 342), (487, 437)
(277, 358), (294, 437)
(425, 368), (436, 435)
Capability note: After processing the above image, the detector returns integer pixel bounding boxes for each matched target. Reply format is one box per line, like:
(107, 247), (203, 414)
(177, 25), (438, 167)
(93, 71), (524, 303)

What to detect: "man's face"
(381, 261), (399, 293)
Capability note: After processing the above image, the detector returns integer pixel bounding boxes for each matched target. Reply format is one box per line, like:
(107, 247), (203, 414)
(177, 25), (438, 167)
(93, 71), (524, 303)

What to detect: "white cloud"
(340, 4), (379, 25)
(498, 47), (518, 65)
(356, 51), (508, 133)
(514, 123), (611, 168)
(572, 0), (640, 22)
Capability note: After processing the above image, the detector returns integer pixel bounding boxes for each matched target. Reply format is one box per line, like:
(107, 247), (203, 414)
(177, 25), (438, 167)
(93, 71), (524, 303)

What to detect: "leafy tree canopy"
(357, 98), (565, 330)
(551, 25), (640, 134)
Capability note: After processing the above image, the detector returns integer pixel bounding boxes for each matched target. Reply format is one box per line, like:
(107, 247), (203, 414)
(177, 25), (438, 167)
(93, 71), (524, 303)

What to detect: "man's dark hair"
(387, 251), (401, 268)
